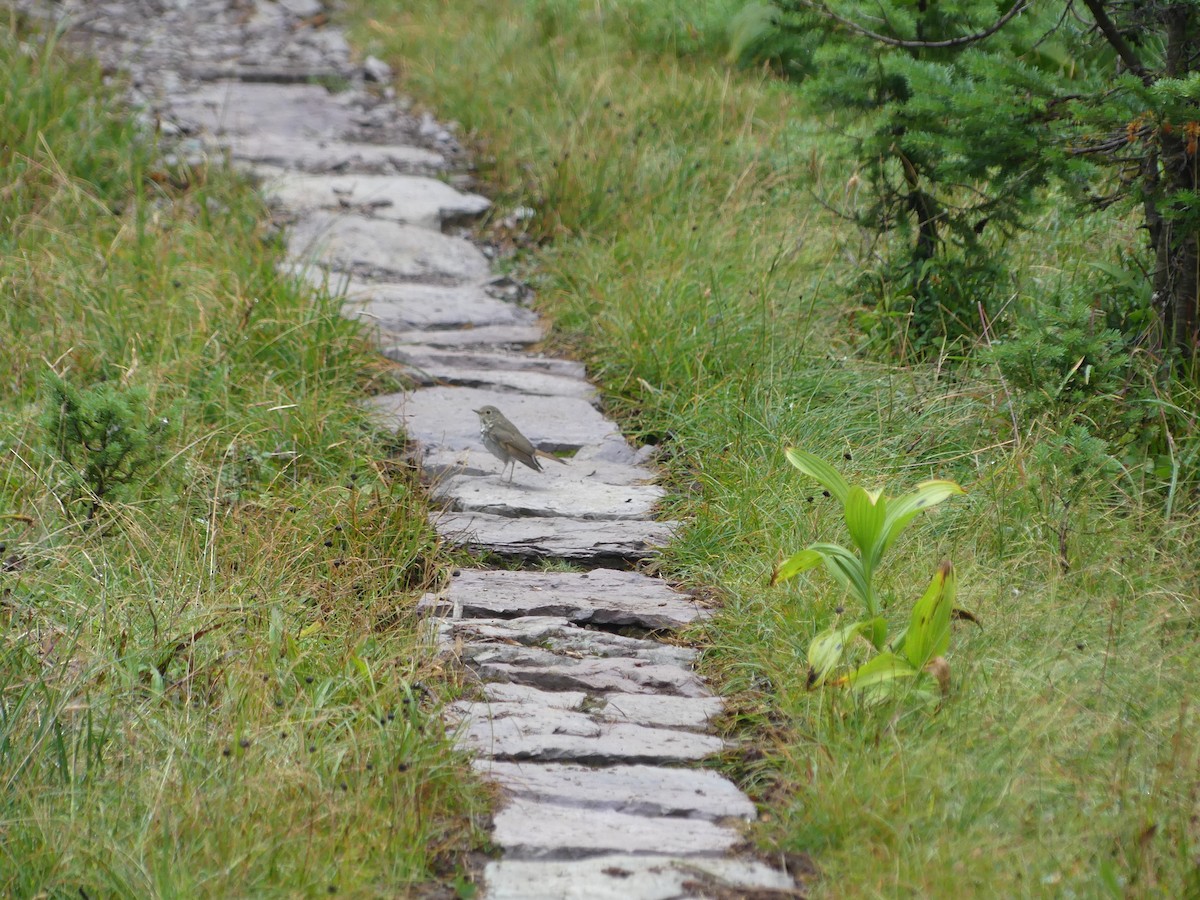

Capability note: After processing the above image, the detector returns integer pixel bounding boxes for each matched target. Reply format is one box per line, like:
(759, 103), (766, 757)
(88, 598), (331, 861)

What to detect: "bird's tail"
(534, 449), (569, 465)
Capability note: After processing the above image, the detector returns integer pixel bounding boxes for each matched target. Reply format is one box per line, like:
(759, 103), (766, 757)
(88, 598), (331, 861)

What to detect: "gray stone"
(370, 387), (617, 452)
(167, 82), (356, 140)
(432, 511), (674, 562)
(379, 324), (546, 349)
(363, 54), (393, 83)
(326, 278), (537, 330)
(471, 682), (725, 731)
(385, 346), (594, 398)
(490, 798), (742, 859)
(475, 761), (756, 820)
(442, 616), (698, 666)
(418, 569), (706, 630)
(287, 212), (491, 281)
(483, 856), (799, 900)
(592, 692), (724, 730)
(452, 712), (725, 764)
(433, 472), (663, 521)
(462, 650), (709, 697)
(279, 0), (323, 16)
(388, 345), (580, 376)
(481, 683), (588, 709)
(253, 169), (490, 229)
(419, 445), (660, 488)
(226, 135), (445, 173)
(379, 326), (544, 350)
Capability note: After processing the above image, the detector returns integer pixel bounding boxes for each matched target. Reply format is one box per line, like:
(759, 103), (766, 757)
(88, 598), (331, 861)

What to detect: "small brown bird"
(474, 405), (566, 483)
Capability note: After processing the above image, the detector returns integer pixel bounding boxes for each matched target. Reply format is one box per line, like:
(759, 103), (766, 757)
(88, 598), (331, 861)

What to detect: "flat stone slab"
(432, 511), (674, 561)
(453, 708), (724, 763)
(371, 387), (618, 453)
(461, 650), (709, 697)
(483, 856), (798, 900)
(433, 472), (663, 521)
(490, 798), (742, 859)
(167, 82), (357, 140)
(373, 387), (608, 452)
(442, 617), (697, 666)
(385, 346), (593, 399)
(288, 212), (491, 281)
(476, 683), (723, 731)
(318, 274), (538, 330)
(419, 569), (707, 630)
(226, 134), (445, 173)
(420, 446), (659, 488)
(380, 324), (546, 349)
(253, 169), (491, 229)
(475, 760), (755, 820)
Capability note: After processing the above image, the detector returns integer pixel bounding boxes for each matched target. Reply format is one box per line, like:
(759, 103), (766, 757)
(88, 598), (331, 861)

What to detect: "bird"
(473, 405), (566, 483)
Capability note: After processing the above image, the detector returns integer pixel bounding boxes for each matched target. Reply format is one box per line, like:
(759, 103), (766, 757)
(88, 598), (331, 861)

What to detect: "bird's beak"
(472, 408), (482, 414)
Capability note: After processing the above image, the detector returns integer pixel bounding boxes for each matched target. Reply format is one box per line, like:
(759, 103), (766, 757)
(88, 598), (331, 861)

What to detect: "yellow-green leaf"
(771, 548), (823, 585)
(785, 448), (850, 504)
(903, 561), (956, 669)
(878, 479), (965, 558)
(845, 485), (887, 564)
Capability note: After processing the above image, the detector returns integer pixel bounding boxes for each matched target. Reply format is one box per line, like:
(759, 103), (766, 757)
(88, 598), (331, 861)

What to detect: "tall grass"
(0, 19), (486, 896)
(347, 1), (1200, 894)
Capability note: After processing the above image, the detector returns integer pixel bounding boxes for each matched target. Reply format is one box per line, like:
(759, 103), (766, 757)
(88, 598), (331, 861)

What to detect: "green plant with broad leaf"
(773, 448), (966, 702)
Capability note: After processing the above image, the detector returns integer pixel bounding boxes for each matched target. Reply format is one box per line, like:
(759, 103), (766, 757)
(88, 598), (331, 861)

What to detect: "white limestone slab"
(370, 387), (617, 452)
(440, 616), (697, 665)
(473, 683), (724, 731)
(380, 324), (546, 348)
(464, 651), (709, 697)
(432, 511), (674, 561)
(325, 276), (538, 330)
(475, 761), (755, 820)
(434, 472), (662, 520)
(483, 855), (798, 900)
(168, 82), (356, 139)
(490, 798), (741, 859)
(253, 169), (490, 229)
(418, 569), (706, 630)
(386, 346), (594, 398)
(225, 134), (445, 173)
(453, 713), (724, 764)
(287, 212), (491, 280)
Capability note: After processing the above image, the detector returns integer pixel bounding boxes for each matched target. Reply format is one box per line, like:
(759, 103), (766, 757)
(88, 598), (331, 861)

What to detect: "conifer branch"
(796, 0), (1029, 49)
(1076, 0), (1149, 79)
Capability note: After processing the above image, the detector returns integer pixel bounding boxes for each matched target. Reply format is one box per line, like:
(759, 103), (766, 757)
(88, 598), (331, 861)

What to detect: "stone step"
(372, 387), (617, 453)
(225, 134), (446, 174)
(440, 616), (698, 665)
(478, 683), (724, 731)
(482, 856), (799, 900)
(432, 511), (674, 562)
(320, 274), (539, 331)
(386, 346), (595, 399)
(489, 798), (743, 860)
(379, 324), (546, 350)
(288, 211), (492, 281)
(166, 81), (359, 139)
(418, 569), (707, 631)
(458, 651), (709, 697)
(253, 168), (491, 230)
(475, 760), (755, 821)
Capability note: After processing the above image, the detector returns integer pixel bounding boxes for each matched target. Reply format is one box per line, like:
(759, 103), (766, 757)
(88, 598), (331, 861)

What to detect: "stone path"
(22, 1), (802, 895)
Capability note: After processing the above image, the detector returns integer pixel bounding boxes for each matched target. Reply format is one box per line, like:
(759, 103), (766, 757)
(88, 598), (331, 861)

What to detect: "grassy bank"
(0, 19), (486, 896)
(347, 2), (1200, 895)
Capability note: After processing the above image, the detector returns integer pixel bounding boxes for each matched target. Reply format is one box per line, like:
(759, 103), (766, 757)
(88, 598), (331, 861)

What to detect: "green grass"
(0, 19), (487, 897)
(346, 1), (1200, 895)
